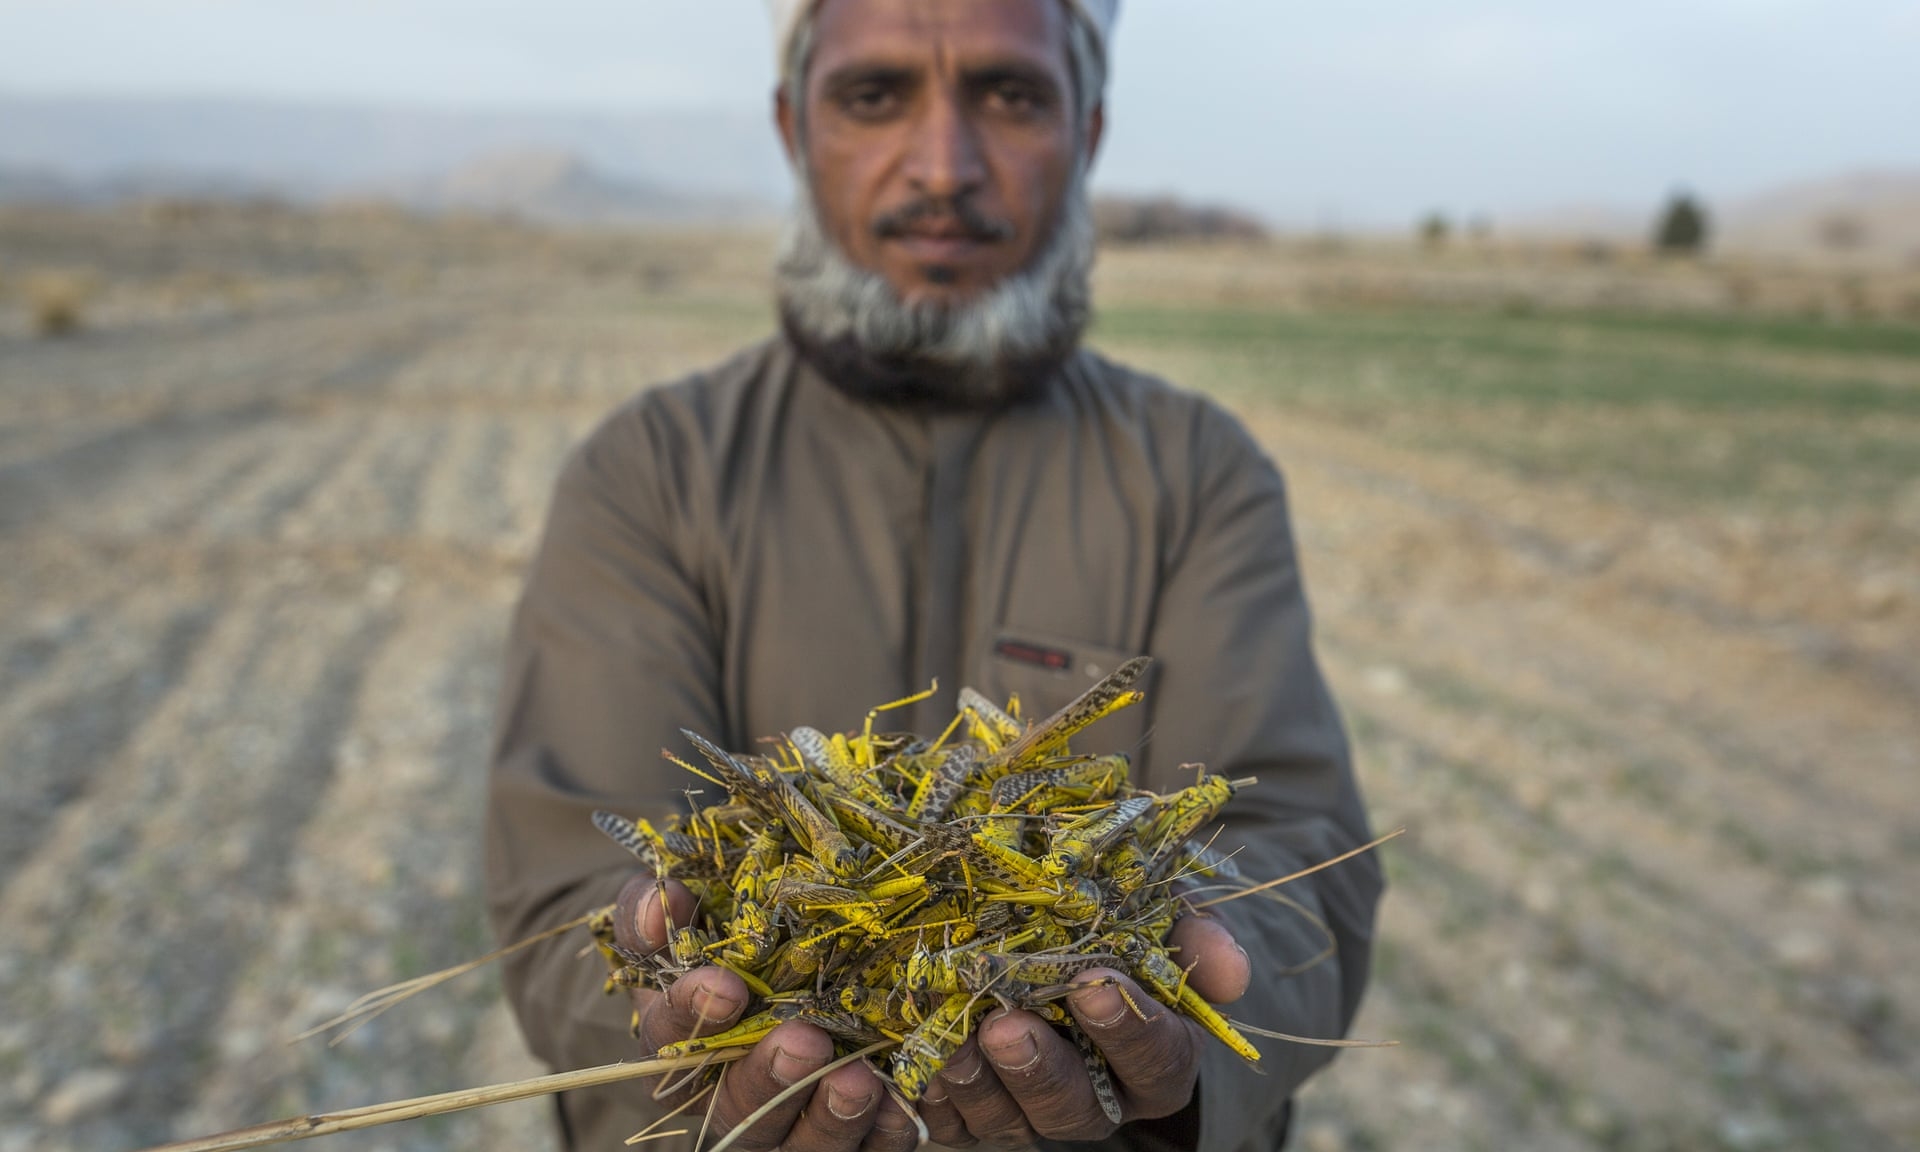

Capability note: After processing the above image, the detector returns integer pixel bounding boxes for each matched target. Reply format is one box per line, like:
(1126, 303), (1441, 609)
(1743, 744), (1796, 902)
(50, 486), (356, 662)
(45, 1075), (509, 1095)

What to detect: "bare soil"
(0, 210), (1914, 1152)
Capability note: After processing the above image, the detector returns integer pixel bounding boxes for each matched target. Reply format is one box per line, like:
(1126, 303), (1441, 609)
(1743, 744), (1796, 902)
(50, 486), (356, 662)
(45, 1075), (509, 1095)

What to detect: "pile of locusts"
(151, 657), (1392, 1152)
(586, 657), (1263, 1123)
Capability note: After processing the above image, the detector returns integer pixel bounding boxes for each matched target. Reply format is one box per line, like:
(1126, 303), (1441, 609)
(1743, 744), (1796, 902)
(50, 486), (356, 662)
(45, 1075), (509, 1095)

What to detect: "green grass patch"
(1547, 308), (1920, 360)
(1093, 303), (1920, 513)
(1094, 305), (1920, 417)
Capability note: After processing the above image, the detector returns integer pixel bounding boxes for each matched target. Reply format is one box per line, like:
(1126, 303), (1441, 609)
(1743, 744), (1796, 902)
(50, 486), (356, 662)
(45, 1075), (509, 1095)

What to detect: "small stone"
(219, 1027), (266, 1062)
(417, 1012), (459, 1046)
(40, 1067), (129, 1126)
(1363, 665), (1407, 697)
(1769, 930), (1836, 974)
(1300, 1121), (1348, 1152)
(1718, 1110), (1787, 1151)
(1521, 876), (1559, 916)
(367, 566), (405, 603)
(0, 1126), (41, 1152)
(0, 1025), (28, 1056)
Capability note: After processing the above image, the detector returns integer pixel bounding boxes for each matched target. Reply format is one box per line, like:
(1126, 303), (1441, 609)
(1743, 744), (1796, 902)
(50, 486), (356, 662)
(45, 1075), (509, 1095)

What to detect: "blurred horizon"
(3, 0), (1918, 232)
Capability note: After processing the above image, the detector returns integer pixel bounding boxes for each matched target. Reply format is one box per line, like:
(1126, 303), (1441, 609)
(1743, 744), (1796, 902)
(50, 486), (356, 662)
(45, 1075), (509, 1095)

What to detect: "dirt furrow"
(1259, 413), (1918, 825)
(1343, 631), (1920, 1028)
(1323, 623), (1920, 928)
(0, 592), (396, 1150)
(500, 421), (583, 554)
(0, 599), (218, 897)
(142, 435), (284, 537)
(190, 413), (374, 540)
(284, 416), (451, 541)
(176, 604), (551, 1152)
(1263, 449), (1916, 882)
(1391, 767), (1911, 1141)
(416, 416), (499, 545)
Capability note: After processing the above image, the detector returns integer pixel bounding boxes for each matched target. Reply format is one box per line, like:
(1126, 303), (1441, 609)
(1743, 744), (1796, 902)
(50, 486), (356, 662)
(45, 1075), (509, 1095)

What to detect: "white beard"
(775, 173), (1096, 404)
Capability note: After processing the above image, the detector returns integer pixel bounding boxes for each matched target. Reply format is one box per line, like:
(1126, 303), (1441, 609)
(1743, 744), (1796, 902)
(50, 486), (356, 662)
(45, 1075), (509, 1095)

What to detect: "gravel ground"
(1, 218), (1915, 1152)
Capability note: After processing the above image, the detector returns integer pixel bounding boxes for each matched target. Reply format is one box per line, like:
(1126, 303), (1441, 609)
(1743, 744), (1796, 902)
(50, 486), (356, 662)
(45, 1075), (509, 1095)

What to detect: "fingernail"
(923, 1080), (949, 1105)
(824, 1084), (874, 1120)
(1071, 982), (1130, 1028)
(986, 1031), (1041, 1073)
(636, 888), (664, 949)
(939, 1045), (986, 1086)
(688, 985), (739, 1022)
(769, 1044), (826, 1087)
(1235, 942), (1250, 963)
(875, 1107), (914, 1132)
(615, 882), (656, 954)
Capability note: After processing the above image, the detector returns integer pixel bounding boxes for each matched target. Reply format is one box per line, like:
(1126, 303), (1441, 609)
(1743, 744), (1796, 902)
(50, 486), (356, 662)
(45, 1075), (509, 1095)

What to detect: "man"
(486, 1), (1382, 1149)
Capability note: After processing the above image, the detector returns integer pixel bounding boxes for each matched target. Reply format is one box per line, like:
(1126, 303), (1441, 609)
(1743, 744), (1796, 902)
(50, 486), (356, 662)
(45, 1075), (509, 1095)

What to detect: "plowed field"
(2, 210), (1916, 1152)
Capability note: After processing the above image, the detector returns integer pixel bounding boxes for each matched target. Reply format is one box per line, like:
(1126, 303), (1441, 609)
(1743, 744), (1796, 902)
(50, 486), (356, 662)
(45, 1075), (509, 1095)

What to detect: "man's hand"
(918, 915), (1252, 1149)
(615, 876), (920, 1152)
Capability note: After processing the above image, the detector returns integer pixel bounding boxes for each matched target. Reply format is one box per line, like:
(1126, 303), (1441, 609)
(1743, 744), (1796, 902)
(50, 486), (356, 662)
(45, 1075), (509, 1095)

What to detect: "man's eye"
(841, 86), (899, 117)
(988, 83), (1045, 114)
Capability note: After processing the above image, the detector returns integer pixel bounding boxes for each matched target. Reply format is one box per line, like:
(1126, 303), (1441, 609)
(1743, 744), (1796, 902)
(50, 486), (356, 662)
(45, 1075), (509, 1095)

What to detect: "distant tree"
(1653, 191), (1710, 255)
(1418, 212), (1452, 249)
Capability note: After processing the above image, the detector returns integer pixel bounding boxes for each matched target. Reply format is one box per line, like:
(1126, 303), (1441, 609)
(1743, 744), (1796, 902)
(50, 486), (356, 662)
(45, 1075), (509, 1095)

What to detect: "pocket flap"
(982, 628), (1158, 765)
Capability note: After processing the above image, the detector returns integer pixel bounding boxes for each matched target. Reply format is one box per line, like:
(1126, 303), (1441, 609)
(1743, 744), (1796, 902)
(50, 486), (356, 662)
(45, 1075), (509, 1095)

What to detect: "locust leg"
(1001, 995), (1124, 1126)
(1069, 1020), (1124, 1125)
(1129, 948), (1261, 1064)
(958, 687), (1024, 751)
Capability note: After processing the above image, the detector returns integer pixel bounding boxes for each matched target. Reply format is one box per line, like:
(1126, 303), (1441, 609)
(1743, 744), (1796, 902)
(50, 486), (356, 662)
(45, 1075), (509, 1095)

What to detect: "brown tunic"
(485, 335), (1382, 1152)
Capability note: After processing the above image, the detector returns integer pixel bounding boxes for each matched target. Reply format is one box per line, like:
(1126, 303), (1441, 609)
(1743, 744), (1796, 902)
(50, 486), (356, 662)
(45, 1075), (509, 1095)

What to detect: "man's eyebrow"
(960, 61), (1062, 93)
(819, 62), (919, 94)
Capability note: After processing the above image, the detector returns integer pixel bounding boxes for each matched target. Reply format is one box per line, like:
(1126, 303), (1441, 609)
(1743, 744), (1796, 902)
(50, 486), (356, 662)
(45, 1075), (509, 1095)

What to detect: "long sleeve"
(484, 396), (722, 1138)
(1140, 403), (1382, 1152)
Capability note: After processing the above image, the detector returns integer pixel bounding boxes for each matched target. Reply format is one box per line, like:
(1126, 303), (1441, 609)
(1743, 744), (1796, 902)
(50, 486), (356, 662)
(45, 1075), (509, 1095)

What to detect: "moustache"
(873, 195), (1016, 243)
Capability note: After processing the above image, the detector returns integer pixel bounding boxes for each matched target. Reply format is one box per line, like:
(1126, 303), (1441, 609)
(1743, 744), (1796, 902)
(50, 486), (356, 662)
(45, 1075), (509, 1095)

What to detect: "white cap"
(768, 0), (1118, 79)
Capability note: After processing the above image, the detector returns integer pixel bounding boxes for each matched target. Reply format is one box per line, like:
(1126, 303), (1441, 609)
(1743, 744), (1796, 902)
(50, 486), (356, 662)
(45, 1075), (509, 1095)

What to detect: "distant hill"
(0, 164), (79, 203)
(0, 92), (788, 210)
(1720, 169), (1920, 259)
(1509, 169), (1920, 262)
(0, 161), (281, 207)
(373, 148), (758, 225)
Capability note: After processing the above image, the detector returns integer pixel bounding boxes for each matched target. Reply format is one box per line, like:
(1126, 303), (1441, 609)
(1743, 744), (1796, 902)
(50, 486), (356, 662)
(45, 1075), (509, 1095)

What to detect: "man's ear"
(776, 88), (802, 169)
(1084, 101), (1106, 168)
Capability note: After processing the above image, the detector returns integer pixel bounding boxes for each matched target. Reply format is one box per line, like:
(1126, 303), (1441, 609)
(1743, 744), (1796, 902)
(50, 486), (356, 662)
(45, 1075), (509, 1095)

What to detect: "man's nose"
(906, 89), (987, 199)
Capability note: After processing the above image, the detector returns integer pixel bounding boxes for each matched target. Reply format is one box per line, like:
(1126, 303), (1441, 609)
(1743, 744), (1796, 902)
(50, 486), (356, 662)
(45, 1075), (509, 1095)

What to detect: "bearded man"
(485, 1), (1382, 1150)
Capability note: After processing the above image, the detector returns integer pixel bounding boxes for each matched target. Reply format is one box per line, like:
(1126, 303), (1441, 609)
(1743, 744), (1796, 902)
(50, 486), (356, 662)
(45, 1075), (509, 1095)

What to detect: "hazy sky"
(3, 0), (1915, 224)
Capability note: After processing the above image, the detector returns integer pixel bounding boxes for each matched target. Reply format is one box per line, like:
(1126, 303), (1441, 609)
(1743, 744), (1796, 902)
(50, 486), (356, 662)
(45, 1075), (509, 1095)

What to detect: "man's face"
(781, 0), (1092, 308)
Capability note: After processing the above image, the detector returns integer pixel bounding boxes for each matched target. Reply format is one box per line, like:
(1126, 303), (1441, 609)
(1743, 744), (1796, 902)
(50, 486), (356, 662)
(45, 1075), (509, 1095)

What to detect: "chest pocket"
(979, 627), (1159, 771)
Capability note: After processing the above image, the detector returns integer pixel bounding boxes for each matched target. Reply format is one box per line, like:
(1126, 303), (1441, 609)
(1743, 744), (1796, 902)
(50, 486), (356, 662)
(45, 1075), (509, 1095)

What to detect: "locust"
(578, 658), (1291, 1104)
(169, 661), (1397, 1152)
